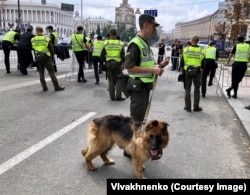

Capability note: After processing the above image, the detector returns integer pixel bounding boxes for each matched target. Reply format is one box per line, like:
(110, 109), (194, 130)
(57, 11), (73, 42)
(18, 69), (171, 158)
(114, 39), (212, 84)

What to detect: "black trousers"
(2, 41), (13, 72)
(171, 56), (179, 70)
(230, 62), (247, 92)
(92, 56), (103, 82)
(201, 59), (217, 95)
(74, 50), (88, 81)
(17, 46), (33, 75)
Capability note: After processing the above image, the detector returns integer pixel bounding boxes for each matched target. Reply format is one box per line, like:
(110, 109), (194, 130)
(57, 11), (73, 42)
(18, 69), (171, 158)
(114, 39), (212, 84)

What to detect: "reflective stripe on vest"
(3, 30), (16, 43)
(92, 40), (104, 57)
(31, 36), (51, 57)
(183, 46), (204, 70)
(235, 43), (250, 62)
(128, 36), (155, 83)
(71, 34), (86, 51)
(103, 40), (123, 62)
(204, 46), (216, 59)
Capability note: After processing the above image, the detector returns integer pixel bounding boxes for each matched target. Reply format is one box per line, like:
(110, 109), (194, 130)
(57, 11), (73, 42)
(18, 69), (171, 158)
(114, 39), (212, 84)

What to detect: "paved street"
(0, 48), (250, 195)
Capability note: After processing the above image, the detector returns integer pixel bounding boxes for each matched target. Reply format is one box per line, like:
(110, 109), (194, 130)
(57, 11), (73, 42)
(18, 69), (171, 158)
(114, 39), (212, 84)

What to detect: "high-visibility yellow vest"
(52, 31), (58, 45)
(85, 36), (91, 51)
(183, 46), (204, 70)
(204, 46), (216, 59)
(31, 35), (51, 57)
(92, 40), (104, 57)
(71, 34), (86, 52)
(103, 39), (123, 62)
(3, 30), (16, 43)
(127, 36), (155, 83)
(235, 43), (250, 62)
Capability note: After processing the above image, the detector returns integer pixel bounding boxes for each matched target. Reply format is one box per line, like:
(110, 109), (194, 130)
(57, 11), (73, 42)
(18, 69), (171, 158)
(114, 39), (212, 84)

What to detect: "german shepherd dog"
(81, 115), (169, 179)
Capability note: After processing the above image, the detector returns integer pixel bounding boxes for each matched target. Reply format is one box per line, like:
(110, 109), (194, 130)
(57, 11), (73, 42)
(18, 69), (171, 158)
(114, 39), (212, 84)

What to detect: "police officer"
(31, 26), (65, 92)
(180, 35), (205, 112)
(46, 26), (58, 72)
(101, 29), (125, 101)
(71, 26), (89, 82)
(92, 35), (104, 84)
(201, 42), (219, 97)
(226, 36), (250, 99)
(2, 29), (21, 73)
(123, 14), (169, 159)
(124, 14), (169, 122)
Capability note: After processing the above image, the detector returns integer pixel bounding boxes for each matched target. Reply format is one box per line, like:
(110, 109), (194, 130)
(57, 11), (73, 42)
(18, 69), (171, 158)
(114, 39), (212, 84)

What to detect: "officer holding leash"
(124, 14), (169, 123)
(123, 14), (169, 158)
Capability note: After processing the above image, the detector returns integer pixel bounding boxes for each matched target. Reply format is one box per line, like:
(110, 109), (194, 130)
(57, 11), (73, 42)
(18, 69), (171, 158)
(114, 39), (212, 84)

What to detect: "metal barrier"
(0, 47), (72, 65)
(216, 63), (250, 89)
(66, 52), (78, 81)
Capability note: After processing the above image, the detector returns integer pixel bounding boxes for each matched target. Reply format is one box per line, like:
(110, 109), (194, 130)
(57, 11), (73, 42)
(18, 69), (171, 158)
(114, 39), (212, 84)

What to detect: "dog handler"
(124, 14), (169, 123)
(124, 14), (169, 158)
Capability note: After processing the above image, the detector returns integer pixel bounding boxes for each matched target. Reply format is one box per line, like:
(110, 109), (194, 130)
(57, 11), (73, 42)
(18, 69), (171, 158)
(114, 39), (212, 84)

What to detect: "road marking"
(0, 74), (67, 92)
(0, 112), (96, 176)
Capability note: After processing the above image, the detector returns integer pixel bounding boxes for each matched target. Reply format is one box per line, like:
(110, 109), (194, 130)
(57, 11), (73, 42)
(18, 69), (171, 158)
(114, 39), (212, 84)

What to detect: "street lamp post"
(17, 0), (21, 30)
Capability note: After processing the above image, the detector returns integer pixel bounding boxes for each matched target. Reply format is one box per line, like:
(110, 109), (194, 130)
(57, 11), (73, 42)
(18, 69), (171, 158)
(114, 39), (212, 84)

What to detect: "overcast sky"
(37, 0), (221, 32)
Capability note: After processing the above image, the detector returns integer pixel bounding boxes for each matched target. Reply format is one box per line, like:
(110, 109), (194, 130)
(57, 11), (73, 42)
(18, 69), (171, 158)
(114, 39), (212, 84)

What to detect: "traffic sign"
(144, 9), (158, 17)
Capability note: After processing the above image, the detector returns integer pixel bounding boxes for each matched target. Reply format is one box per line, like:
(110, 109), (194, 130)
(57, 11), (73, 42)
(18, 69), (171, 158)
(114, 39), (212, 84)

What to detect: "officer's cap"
(139, 14), (160, 27)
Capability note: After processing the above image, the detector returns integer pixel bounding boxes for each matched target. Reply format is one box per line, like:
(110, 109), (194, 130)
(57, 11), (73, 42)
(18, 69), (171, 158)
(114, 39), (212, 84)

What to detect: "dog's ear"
(162, 121), (169, 133)
(151, 120), (159, 126)
(163, 121), (169, 127)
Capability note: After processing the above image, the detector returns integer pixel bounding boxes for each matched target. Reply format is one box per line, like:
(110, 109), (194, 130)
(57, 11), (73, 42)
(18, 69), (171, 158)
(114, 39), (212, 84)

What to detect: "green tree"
(101, 25), (112, 39)
(120, 31), (128, 42)
(117, 23), (126, 36)
(96, 24), (101, 36)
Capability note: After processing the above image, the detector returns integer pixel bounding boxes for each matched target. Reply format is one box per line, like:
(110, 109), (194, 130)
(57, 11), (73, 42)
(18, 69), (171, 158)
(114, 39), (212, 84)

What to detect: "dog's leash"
(142, 74), (158, 125)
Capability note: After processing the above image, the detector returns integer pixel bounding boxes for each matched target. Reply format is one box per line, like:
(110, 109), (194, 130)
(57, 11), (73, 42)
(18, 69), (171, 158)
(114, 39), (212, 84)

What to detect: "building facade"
(174, 0), (250, 44)
(115, 0), (136, 30)
(73, 11), (113, 36)
(0, 0), (73, 37)
(174, 10), (219, 43)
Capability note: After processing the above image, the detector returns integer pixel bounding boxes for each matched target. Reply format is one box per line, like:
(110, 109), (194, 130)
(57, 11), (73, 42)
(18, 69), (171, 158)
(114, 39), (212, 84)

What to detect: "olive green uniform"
(124, 36), (155, 122)
(101, 39), (125, 100)
(31, 35), (62, 91)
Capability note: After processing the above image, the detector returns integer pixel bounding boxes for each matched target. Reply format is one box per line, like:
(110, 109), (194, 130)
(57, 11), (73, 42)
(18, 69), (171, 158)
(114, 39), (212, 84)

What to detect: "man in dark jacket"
(17, 27), (35, 75)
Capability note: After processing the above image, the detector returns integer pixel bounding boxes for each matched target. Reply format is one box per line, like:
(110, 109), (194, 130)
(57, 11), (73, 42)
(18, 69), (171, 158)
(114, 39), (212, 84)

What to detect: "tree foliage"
(216, 0), (250, 42)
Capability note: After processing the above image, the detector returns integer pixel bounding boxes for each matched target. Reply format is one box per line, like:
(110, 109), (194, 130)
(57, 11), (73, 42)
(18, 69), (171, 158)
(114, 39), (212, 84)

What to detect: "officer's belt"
(107, 60), (119, 62)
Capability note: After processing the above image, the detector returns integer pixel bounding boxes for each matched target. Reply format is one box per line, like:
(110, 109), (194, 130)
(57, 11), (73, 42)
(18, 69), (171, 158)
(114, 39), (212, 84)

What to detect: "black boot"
(226, 87), (232, 98)
(232, 89), (237, 99)
(77, 74), (82, 82)
(53, 65), (57, 72)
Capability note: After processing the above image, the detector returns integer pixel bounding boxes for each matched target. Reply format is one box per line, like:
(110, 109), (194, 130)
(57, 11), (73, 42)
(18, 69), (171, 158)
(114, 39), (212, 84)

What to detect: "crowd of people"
(2, 14), (250, 112)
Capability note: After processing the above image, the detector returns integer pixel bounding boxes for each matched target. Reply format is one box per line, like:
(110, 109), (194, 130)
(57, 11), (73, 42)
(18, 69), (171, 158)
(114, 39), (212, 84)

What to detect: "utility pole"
(17, 0), (21, 30)
(81, 0), (83, 25)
